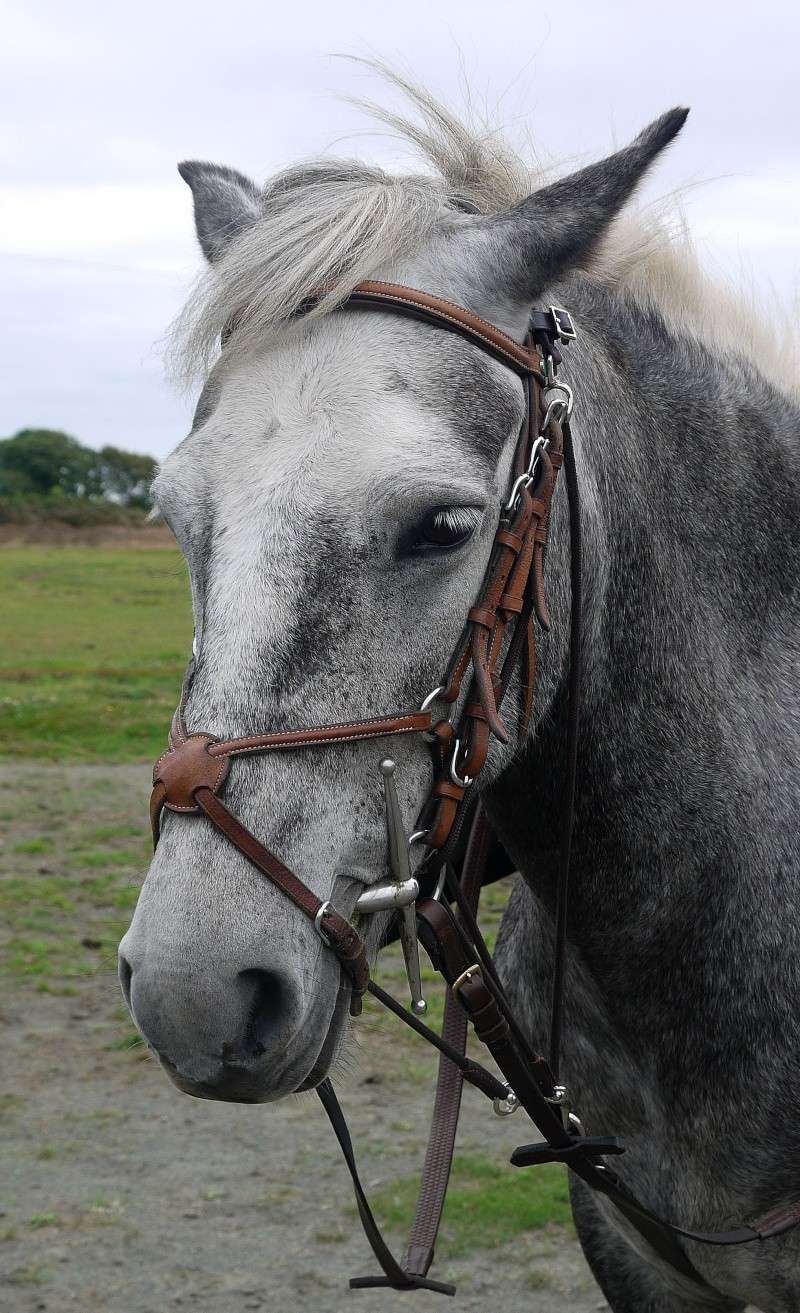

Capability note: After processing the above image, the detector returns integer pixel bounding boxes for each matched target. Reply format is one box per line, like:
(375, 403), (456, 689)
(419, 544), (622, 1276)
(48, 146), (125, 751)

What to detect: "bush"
(0, 430), (157, 514)
(0, 493), (150, 527)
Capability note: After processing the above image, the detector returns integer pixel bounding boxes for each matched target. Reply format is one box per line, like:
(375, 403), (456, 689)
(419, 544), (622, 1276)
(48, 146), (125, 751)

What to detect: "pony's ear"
(177, 161), (261, 263)
(464, 108), (689, 326)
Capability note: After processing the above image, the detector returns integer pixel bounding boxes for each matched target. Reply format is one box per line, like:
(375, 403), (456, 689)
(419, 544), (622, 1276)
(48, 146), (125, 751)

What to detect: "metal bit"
(380, 759), (427, 1015)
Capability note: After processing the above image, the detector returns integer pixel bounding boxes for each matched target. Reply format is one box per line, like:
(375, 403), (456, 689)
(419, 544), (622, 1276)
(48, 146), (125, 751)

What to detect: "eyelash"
(430, 507), (481, 538)
(401, 504), (483, 556)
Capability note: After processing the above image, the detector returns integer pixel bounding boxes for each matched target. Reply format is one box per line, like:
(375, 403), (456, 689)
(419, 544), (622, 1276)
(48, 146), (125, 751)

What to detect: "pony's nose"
(226, 968), (287, 1061)
(119, 951), (300, 1100)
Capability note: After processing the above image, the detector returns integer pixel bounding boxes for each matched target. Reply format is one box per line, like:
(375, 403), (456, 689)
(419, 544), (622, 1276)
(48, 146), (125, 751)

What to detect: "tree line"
(0, 429), (157, 525)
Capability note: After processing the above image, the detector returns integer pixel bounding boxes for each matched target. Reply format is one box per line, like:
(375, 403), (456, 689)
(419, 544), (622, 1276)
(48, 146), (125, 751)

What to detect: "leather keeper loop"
(468, 606), (498, 630)
(500, 592), (525, 614)
(494, 528), (524, 552)
(432, 778), (466, 803)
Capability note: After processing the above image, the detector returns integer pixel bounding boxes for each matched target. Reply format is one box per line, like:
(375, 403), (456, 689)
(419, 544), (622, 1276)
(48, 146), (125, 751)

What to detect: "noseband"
(149, 282), (800, 1296)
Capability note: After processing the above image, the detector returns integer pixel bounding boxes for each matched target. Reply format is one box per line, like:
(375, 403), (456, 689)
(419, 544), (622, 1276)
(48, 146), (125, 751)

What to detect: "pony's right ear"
(177, 161), (261, 263)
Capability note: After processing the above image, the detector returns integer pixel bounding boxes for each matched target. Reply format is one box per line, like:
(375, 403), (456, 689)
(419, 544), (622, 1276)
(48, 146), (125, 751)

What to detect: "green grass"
(0, 546), (191, 761)
(368, 1153), (572, 1258)
(0, 777), (152, 989)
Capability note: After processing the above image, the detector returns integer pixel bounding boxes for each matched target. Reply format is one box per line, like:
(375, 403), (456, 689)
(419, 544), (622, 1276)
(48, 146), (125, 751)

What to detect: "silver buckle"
(451, 962), (481, 998)
(548, 306), (577, 342)
(314, 901), (334, 945)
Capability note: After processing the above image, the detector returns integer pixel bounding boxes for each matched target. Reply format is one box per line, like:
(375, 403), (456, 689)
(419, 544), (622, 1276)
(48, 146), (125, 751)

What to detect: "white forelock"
(169, 61), (798, 400)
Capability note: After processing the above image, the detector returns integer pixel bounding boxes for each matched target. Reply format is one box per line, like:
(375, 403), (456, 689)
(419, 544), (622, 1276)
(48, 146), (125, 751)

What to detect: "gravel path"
(1, 984), (608, 1313)
(0, 764), (608, 1312)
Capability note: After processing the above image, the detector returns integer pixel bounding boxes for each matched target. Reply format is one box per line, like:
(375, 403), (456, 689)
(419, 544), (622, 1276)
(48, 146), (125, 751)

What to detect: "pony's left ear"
(465, 108), (689, 320)
(178, 161), (262, 263)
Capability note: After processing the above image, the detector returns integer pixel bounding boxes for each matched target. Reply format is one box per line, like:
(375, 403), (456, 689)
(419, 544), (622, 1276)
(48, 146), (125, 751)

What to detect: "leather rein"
(149, 282), (800, 1296)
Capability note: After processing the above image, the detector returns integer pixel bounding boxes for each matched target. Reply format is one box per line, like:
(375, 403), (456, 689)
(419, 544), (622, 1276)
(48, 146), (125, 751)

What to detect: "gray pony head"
(119, 98), (687, 1103)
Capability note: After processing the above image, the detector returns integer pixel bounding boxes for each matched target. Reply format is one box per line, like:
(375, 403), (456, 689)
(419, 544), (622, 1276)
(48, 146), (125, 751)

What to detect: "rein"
(149, 282), (800, 1296)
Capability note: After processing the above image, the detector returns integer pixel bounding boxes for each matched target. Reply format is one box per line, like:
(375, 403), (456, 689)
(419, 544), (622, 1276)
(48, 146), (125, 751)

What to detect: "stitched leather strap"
(194, 787), (369, 1016)
(347, 282), (544, 378)
(209, 711), (433, 757)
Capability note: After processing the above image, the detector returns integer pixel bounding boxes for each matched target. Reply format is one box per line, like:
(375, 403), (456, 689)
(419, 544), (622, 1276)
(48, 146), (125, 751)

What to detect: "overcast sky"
(2, 0), (797, 459)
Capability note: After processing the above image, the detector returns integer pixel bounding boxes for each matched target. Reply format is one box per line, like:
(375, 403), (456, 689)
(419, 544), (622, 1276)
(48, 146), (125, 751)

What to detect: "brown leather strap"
(193, 787), (368, 1015)
(209, 710), (433, 757)
(347, 282), (544, 379)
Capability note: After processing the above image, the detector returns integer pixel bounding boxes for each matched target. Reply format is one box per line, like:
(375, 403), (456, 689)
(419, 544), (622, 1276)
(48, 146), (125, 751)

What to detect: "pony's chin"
(294, 980), (352, 1092)
(154, 981), (351, 1104)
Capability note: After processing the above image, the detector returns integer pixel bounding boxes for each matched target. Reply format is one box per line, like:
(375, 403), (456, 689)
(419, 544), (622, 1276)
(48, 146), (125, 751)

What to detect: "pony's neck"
(488, 269), (800, 973)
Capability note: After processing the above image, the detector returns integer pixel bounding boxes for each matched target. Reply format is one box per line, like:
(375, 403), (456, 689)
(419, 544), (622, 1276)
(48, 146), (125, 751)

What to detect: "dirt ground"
(0, 764), (609, 1313)
(0, 525), (174, 549)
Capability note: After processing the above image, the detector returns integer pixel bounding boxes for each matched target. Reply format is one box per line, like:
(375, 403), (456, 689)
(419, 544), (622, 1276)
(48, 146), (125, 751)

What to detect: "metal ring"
(408, 829), (430, 849)
(493, 1086), (520, 1117)
(420, 685), (456, 742)
(314, 900), (333, 945)
(449, 738), (474, 789)
(420, 685), (446, 713)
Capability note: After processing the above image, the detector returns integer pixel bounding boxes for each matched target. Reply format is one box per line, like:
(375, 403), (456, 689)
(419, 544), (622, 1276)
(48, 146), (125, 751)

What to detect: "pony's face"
(118, 101), (686, 1101)
(119, 308), (524, 1101)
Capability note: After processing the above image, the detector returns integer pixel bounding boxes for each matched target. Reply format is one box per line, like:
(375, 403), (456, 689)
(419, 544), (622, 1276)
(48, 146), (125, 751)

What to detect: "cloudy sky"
(2, 0), (797, 459)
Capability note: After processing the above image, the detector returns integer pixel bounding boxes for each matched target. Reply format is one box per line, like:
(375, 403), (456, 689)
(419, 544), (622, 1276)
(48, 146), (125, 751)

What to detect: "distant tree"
(0, 430), (157, 509)
(97, 446), (157, 508)
(0, 429), (101, 498)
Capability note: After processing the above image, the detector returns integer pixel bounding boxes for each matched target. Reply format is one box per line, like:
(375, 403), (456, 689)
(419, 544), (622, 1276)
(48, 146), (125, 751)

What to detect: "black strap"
(316, 1079), (457, 1295)
(549, 418), (582, 1080)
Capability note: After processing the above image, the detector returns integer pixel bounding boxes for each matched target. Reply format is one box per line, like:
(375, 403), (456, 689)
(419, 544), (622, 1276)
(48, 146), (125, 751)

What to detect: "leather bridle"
(149, 282), (800, 1296)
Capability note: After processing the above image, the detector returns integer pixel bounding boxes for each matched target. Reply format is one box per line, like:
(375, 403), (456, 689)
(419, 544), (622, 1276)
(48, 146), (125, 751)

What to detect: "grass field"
(0, 546), (192, 760)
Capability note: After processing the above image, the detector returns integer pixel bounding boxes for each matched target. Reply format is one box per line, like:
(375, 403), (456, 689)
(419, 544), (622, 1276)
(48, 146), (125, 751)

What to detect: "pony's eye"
(406, 506), (481, 554)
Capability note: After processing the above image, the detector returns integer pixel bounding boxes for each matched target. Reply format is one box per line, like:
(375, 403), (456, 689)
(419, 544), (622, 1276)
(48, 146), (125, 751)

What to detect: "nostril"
(234, 969), (286, 1062)
(118, 953), (133, 1009)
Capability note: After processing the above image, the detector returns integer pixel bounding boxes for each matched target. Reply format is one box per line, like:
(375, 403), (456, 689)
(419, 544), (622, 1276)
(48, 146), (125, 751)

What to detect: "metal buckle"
(548, 306), (577, 342)
(545, 1084), (570, 1108)
(504, 472), (532, 513)
(314, 900), (334, 945)
(451, 962), (481, 998)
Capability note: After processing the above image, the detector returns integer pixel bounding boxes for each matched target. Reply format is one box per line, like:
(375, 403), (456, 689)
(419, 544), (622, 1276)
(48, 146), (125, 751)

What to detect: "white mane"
(170, 63), (798, 399)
